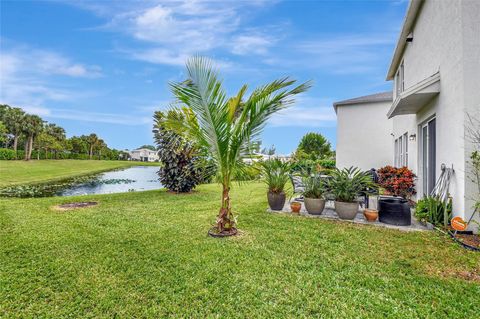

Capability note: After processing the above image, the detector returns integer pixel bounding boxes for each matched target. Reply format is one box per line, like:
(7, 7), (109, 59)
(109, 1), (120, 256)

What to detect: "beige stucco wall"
(391, 0), (480, 231)
(336, 101), (393, 171)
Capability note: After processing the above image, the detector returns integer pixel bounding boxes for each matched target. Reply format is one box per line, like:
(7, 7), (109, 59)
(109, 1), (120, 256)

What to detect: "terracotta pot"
(334, 201), (359, 220)
(267, 191), (286, 210)
(290, 201), (302, 213)
(363, 209), (378, 222)
(304, 198), (325, 215)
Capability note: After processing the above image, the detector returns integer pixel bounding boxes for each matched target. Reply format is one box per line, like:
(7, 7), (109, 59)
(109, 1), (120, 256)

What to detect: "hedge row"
(0, 148), (124, 161)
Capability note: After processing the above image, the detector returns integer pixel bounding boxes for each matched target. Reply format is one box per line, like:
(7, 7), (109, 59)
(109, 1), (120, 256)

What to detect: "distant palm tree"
(167, 56), (311, 235)
(22, 114), (44, 161)
(86, 133), (101, 159)
(3, 107), (25, 158)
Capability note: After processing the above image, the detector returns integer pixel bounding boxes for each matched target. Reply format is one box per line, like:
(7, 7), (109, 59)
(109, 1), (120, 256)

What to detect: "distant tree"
(3, 106), (26, 158)
(35, 132), (60, 159)
(85, 133), (101, 159)
(0, 121), (7, 145)
(44, 123), (66, 158)
(138, 144), (156, 151)
(22, 114), (44, 160)
(261, 145), (276, 155)
(296, 132), (333, 160)
(69, 136), (88, 155)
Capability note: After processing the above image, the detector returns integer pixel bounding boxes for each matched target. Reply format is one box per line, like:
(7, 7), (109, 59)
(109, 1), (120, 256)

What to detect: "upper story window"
(395, 61), (405, 97)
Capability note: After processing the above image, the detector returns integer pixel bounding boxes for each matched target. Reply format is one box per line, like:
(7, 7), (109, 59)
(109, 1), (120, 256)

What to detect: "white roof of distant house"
(333, 91), (393, 113)
(130, 148), (157, 153)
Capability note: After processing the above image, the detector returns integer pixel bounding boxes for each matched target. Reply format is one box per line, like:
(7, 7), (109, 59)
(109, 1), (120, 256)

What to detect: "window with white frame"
(394, 132), (408, 167)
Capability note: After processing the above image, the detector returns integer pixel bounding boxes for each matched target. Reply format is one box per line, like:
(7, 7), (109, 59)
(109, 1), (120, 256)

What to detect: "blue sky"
(0, 0), (408, 153)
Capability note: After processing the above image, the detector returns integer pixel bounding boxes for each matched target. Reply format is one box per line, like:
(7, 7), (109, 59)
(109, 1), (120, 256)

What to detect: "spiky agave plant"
(166, 56), (311, 235)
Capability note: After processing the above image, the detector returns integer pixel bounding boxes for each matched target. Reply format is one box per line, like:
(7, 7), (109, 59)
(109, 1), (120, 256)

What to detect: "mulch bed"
(208, 227), (238, 238)
(449, 231), (480, 251)
(53, 202), (98, 211)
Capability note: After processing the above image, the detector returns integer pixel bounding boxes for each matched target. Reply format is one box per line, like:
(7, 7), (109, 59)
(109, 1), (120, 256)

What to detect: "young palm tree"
(167, 56), (311, 235)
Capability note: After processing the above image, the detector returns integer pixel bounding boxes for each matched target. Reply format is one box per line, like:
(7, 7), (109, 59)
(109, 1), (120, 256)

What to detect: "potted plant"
(363, 195), (379, 222)
(303, 175), (326, 215)
(261, 159), (291, 211)
(377, 166), (416, 225)
(327, 167), (375, 220)
(290, 201), (302, 213)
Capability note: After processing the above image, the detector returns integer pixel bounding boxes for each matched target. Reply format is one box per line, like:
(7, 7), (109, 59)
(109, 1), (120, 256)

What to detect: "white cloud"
(0, 43), (102, 108)
(131, 48), (189, 66)
(44, 108), (151, 125)
(231, 34), (275, 55)
(268, 96), (337, 128)
(70, 0), (279, 66)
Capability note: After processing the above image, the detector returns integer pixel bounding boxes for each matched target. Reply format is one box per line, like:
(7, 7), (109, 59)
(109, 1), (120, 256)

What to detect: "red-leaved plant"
(377, 166), (416, 199)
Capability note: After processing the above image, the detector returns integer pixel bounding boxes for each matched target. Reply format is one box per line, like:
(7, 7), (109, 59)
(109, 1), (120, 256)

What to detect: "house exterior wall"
(462, 0), (480, 228)
(336, 101), (393, 171)
(390, 0), (480, 231)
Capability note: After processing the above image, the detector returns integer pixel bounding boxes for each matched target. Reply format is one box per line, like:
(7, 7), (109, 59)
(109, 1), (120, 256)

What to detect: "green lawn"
(0, 182), (479, 318)
(0, 160), (160, 187)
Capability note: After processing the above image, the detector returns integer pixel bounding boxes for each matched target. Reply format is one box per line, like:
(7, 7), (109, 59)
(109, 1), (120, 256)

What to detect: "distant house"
(242, 152), (291, 164)
(335, 0), (480, 232)
(334, 92), (393, 171)
(129, 148), (159, 162)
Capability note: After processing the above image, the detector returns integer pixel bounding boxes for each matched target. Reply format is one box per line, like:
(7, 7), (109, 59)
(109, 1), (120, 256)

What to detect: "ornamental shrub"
(415, 196), (452, 227)
(377, 165), (416, 199)
(0, 148), (16, 160)
(153, 110), (208, 193)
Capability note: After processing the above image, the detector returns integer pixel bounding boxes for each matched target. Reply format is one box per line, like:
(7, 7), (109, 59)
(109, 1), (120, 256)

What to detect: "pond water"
(60, 166), (162, 196)
(0, 166), (163, 198)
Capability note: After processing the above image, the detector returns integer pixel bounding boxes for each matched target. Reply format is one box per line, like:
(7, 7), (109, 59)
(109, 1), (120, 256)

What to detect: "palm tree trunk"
(24, 139), (29, 160)
(216, 183), (234, 232)
(27, 136), (33, 160)
(89, 146), (93, 159)
(13, 136), (18, 159)
(37, 148), (40, 160)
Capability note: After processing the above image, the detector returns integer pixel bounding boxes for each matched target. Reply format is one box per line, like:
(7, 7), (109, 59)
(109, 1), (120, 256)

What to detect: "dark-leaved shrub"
(154, 110), (209, 193)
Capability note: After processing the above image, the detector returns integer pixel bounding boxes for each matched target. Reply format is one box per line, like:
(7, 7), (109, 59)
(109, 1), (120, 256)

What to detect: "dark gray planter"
(267, 192), (286, 211)
(334, 201), (359, 220)
(304, 198), (325, 215)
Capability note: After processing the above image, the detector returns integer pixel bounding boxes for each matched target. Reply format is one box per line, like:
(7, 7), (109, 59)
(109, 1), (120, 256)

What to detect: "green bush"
(318, 159), (336, 169)
(327, 167), (376, 202)
(303, 175), (326, 199)
(291, 159), (336, 175)
(0, 148), (16, 160)
(415, 196), (452, 227)
(260, 159), (291, 194)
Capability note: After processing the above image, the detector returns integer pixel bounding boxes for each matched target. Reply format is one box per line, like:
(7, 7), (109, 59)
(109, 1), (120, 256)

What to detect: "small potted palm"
(327, 167), (375, 220)
(303, 175), (326, 215)
(261, 159), (291, 211)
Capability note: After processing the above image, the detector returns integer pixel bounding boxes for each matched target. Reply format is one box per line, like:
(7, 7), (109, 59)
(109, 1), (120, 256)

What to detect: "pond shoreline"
(0, 165), (163, 198)
(0, 160), (162, 188)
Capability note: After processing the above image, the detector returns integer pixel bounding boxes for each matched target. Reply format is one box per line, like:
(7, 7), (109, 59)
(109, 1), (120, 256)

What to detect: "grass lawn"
(0, 182), (479, 318)
(0, 160), (160, 187)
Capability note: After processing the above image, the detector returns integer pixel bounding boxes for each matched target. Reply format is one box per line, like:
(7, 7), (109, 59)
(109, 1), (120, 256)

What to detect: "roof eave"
(386, 0), (424, 80)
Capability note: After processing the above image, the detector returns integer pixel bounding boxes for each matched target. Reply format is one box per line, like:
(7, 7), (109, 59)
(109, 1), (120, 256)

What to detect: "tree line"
(0, 104), (128, 161)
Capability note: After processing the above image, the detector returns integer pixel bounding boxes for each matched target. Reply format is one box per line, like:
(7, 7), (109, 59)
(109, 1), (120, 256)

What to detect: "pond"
(0, 166), (163, 198)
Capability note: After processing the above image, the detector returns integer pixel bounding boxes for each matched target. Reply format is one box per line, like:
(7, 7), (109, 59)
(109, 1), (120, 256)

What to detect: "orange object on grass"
(451, 216), (468, 231)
